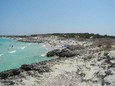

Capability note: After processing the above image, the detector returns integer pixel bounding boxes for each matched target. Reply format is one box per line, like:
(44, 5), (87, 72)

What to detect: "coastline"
(0, 36), (115, 86)
(0, 38), (56, 72)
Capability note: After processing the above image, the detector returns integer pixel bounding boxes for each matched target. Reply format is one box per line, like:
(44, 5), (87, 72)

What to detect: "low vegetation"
(1, 33), (115, 39)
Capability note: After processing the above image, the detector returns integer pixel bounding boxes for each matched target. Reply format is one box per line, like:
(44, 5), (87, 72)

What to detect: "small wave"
(42, 44), (46, 47)
(28, 43), (31, 46)
(20, 46), (26, 50)
(41, 53), (46, 57)
(0, 54), (4, 57)
(9, 50), (16, 53)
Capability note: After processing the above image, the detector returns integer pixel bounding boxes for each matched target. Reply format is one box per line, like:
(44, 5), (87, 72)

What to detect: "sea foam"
(28, 43), (31, 46)
(42, 44), (46, 47)
(20, 46), (26, 50)
(41, 53), (46, 57)
(0, 54), (4, 57)
(9, 50), (16, 53)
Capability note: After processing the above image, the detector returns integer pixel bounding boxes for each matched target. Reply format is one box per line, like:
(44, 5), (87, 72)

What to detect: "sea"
(0, 38), (52, 72)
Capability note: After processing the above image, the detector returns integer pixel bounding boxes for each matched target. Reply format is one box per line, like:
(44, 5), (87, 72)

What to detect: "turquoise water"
(0, 38), (51, 72)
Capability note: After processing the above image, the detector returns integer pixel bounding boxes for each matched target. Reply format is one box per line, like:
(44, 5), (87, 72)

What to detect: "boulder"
(46, 48), (77, 57)
(58, 48), (76, 57)
(21, 63), (50, 73)
(36, 65), (50, 73)
(32, 63), (50, 73)
(46, 49), (61, 57)
(0, 69), (21, 79)
(21, 64), (33, 71)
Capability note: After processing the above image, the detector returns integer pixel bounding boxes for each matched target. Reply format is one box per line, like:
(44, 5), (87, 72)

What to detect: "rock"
(58, 48), (76, 57)
(105, 70), (113, 76)
(20, 62), (50, 74)
(9, 81), (15, 85)
(46, 49), (61, 57)
(37, 66), (50, 73)
(21, 64), (33, 71)
(46, 44), (82, 57)
(32, 63), (50, 73)
(46, 48), (77, 57)
(0, 69), (21, 79)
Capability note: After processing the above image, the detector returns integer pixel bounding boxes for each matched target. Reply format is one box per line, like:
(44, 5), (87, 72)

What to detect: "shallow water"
(0, 38), (51, 72)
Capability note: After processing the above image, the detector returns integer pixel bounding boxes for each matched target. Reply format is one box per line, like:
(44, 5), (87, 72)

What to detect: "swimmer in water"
(11, 45), (13, 48)
(8, 45), (13, 50)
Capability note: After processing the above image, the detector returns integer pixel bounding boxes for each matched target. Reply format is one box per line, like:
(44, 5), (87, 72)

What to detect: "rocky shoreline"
(0, 36), (115, 86)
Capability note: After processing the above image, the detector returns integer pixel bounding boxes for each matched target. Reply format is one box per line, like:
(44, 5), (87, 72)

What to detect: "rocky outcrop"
(46, 45), (85, 58)
(47, 48), (77, 57)
(32, 62), (51, 73)
(21, 64), (33, 71)
(46, 49), (61, 57)
(21, 63), (50, 73)
(0, 69), (21, 79)
(58, 48), (76, 57)
(0, 61), (51, 79)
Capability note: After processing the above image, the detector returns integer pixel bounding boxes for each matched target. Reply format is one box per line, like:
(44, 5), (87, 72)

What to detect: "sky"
(0, 0), (115, 35)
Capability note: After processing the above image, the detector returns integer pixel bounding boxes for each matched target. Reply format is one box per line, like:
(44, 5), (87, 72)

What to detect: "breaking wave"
(20, 46), (26, 50)
(0, 54), (4, 57)
(8, 50), (16, 53)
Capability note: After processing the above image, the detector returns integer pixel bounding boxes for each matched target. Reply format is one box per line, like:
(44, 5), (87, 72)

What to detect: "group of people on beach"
(46, 39), (76, 49)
